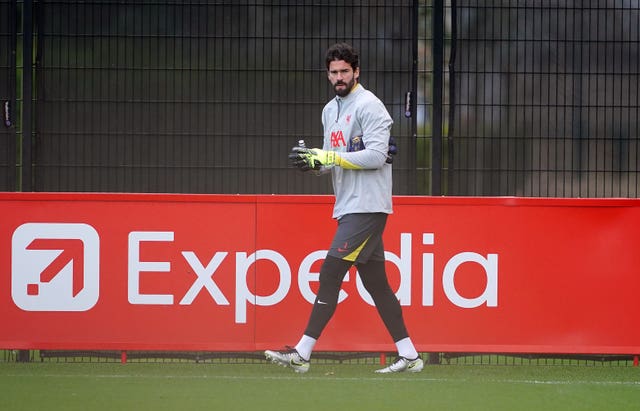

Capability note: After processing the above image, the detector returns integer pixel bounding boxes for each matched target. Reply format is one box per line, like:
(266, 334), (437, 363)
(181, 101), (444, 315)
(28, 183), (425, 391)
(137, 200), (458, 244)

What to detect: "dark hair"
(325, 43), (359, 71)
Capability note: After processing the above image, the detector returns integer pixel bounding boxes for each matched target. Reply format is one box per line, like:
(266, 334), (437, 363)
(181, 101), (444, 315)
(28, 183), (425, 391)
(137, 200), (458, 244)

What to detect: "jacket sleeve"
(334, 148), (388, 169)
(336, 96), (392, 169)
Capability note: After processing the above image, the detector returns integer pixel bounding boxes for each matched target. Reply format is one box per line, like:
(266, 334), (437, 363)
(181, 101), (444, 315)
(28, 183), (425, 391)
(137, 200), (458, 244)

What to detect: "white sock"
(395, 337), (419, 360)
(294, 335), (317, 361)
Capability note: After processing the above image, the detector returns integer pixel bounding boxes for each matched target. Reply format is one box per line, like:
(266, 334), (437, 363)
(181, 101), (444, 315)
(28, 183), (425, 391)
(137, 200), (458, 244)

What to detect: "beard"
(333, 78), (356, 97)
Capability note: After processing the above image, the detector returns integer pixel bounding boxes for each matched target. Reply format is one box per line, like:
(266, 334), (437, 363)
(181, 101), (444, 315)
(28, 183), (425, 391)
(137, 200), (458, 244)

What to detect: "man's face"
(327, 60), (360, 97)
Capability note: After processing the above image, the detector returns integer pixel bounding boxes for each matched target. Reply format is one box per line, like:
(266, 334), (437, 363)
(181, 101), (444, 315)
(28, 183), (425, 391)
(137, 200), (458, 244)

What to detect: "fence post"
(431, 0), (444, 196)
(407, 0), (419, 194)
(425, 0), (445, 365)
(15, 0), (34, 362)
(21, 0), (33, 192)
(447, 0), (457, 193)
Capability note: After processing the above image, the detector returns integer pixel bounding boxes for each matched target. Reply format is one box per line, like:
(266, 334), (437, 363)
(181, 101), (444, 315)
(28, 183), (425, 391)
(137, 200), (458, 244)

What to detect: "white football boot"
(375, 356), (424, 373)
(265, 347), (310, 374)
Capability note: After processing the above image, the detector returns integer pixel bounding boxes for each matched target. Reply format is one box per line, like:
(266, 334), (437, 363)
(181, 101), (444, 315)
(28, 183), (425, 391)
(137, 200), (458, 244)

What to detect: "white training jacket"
(319, 83), (394, 220)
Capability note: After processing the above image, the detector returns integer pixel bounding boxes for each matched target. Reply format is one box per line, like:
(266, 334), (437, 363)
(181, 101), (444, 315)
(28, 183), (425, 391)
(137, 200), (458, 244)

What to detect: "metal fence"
(15, 0), (416, 194)
(0, 0), (17, 191)
(3, 349), (637, 367)
(2, 1), (639, 195)
(444, 1), (640, 197)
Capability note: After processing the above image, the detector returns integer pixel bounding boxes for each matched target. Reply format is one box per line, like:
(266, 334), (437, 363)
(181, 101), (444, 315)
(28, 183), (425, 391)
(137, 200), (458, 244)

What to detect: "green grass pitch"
(1, 361), (639, 411)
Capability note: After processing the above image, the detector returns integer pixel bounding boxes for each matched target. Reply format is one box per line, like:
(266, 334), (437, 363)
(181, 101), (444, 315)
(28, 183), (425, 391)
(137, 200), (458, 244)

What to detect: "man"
(265, 43), (423, 374)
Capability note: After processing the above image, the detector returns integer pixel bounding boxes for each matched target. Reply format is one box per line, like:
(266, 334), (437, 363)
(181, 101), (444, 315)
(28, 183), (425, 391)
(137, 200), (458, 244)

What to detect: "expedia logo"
(11, 223), (100, 312)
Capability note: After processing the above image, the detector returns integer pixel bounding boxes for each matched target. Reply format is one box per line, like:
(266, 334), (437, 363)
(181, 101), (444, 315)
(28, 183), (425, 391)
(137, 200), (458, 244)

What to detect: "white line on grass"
(4, 373), (640, 386)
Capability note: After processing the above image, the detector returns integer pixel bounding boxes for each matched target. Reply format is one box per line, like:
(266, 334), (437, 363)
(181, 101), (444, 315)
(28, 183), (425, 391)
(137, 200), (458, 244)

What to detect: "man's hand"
(386, 136), (397, 164)
(288, 147), (338, 171)
(288, 146), (314, 171)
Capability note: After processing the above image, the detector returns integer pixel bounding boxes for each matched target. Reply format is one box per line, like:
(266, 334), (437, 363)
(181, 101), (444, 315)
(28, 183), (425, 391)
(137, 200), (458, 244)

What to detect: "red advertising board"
(1, 193), (639, 354)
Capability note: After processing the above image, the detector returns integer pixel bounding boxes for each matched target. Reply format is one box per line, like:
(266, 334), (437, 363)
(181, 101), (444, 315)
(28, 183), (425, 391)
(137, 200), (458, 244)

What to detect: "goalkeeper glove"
(386, 136), (397, 164)
(289, 147), (339, 171)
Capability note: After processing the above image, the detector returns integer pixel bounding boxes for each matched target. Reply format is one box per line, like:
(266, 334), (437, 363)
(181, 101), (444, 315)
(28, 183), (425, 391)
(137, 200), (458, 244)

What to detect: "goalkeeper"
(265, 42), (423, 374)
